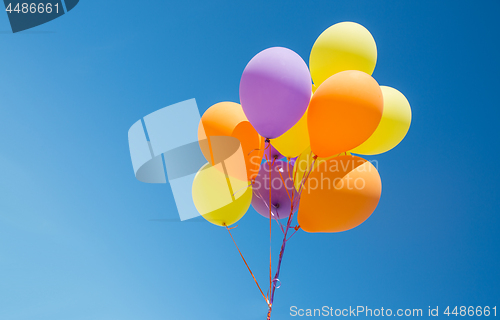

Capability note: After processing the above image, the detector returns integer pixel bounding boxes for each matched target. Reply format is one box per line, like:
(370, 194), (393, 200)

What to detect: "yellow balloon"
(309, 21), (377, 86)
(192, 162), (252, 227)
(271, 109), (310, 158)
(292, 146), (350, 191)
(351, 86), (412, 155)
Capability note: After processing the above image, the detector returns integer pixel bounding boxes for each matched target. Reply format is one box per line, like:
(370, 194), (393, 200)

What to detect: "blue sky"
(0, 1), (499, 319)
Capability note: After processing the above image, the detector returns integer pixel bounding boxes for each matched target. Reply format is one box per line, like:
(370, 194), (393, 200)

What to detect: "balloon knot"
(313, 155), (318, 160)
(265, 138), (270, 143)
(294, 225), (300, 231)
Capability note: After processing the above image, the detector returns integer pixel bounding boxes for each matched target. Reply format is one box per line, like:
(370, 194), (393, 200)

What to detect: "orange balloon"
(198, 102), (265, 181)
(308, 70), (383, 158)
(298, 155), (381, 233)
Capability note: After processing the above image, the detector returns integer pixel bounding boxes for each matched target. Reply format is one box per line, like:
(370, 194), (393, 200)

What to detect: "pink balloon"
(240, 47), (312, 139)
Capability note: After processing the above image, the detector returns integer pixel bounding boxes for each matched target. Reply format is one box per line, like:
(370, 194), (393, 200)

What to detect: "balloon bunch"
(192, 22), (411, 319)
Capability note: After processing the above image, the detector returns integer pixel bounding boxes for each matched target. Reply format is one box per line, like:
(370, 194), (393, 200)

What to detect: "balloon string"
(287, 159), (296, 206)
(293, 150), (313, 190)
(298, 157), (317, 197)
(247, 138), (271, 156)
(304, 157), (317, 185)
(253, 189), (285, 235)
(268, 201), (295, 318)
(277, 166), (292, 203)
(232, 181), (253, 197)
(266, 159), (302, 318)
(266, 157), (306, 319)
(268, 147), (274, 301)
(274, 207), (285, 234)
(286, 225), (301, 241)
(287, 160), (293, 186)
(292, 160), (299, 188)
(225, 225), (269, 306)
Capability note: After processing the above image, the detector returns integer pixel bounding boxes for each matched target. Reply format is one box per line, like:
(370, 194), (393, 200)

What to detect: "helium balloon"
(198, 102), (264, 181)
(268, 142), (285, 161)
(271, 108), (310, 158)
(292, 146), (349, 191)
(351, 86), (412, 155)
(192, 162), (252, 227)
(298, 155), (381, 233)
(252, 160), (299, 219)
(310, 21), (377, 86)
(308, 70), (383, 158)
(293, 146), (319, 191)
(240, 47), (312, 139)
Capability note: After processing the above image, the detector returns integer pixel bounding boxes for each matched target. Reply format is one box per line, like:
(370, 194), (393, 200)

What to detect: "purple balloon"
(289, 156), (298, 167)
(252, 160), (299, 219)
(239, 47), (312, 139)
(267, 142), (284, 161)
